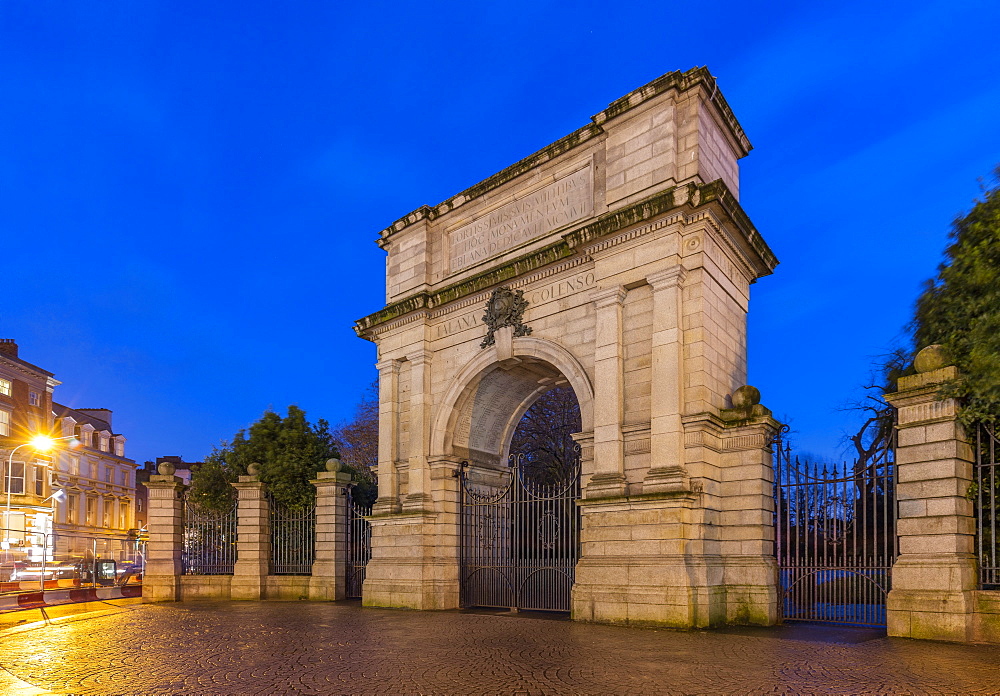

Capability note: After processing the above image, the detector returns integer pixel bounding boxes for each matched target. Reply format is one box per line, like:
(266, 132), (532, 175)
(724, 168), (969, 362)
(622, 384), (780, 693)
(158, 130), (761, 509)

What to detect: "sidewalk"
(0, 584), (140, 613)
(1, 601), (998, 695)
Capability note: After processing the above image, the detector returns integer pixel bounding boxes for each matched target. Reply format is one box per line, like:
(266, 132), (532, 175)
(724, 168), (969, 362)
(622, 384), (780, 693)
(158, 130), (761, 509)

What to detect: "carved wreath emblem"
(480, 286), (532, 349)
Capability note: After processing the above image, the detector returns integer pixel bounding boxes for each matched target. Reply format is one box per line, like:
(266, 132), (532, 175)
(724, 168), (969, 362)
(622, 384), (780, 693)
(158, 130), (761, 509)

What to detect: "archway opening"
(508, 384), (582, 486)
(459, 370), (583, 613)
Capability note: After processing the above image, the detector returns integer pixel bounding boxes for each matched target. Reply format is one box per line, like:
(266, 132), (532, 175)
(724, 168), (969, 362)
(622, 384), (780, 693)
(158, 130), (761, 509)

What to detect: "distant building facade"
(0, 340), (61, 553)
(51, 404), (138, 540)
(135, 457), (201, 530)
(0, 339), (137, 562)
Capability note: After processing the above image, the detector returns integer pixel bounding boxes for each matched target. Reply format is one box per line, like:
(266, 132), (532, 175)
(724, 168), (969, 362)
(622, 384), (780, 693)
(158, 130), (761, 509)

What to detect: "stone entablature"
(360, 67), (768, 311)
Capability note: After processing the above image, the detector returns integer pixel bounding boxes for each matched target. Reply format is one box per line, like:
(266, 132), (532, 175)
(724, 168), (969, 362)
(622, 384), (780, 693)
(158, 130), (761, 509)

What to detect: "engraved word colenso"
(433, 271), (596, 340)
(449, 165), (594, 272)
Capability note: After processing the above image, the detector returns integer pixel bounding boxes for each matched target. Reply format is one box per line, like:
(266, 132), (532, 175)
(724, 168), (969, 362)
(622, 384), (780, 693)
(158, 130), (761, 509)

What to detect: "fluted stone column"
(231, 475), (269, 600)
(587, 285), (628, 498)
(309, 462), (353, 601)
(144, 474), (186, 602)
(404, 352), (433, 511)
(884, 349), (977, 641)
(645, 265), (689, 492)
(374, 358), (402, 514)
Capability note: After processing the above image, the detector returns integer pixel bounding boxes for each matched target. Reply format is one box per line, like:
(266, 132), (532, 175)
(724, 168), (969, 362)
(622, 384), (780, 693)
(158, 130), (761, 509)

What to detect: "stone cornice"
(591, 66), (749, 155)
(356, 180), (777, 341)
(377, 67), (748, 245)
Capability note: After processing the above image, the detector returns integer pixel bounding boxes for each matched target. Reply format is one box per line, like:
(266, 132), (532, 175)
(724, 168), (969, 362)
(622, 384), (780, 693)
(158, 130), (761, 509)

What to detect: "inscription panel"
(449, 165), (593, 273)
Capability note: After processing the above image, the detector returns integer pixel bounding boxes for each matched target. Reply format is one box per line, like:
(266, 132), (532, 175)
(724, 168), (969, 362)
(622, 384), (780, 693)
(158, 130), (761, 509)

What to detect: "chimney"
(0, 339), (18, 359)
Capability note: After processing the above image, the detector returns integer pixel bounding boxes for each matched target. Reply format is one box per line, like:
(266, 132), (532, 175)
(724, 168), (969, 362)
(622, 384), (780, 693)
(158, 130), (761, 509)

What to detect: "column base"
(362, 510), (459, 610)
(308, 562), (345, 601)
(142, 575), (181, 602)
(572, 555), (777, 628)
(887, 555), (977, 642)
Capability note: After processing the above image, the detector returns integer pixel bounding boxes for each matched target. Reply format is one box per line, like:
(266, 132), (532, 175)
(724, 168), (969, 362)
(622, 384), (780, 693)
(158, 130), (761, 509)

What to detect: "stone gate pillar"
(309, 460), (352, 601)
(231, 473), (269, 600)
(884, 348), (977, 641)
(715, 391), (781, 625)
(143, 472), (185, 602)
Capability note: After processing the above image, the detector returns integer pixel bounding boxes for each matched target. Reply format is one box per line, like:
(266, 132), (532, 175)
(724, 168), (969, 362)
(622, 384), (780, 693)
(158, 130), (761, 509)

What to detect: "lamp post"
(3, 435), (76, 536)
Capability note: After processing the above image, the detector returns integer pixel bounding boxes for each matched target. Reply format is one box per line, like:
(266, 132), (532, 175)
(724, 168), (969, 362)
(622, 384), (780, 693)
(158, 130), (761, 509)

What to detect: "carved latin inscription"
(449, 165), (593, 273)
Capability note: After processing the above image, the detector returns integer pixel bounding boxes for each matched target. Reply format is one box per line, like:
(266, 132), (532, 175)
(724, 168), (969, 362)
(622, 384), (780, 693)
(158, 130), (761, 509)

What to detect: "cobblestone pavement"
(1, 600), (999, 695)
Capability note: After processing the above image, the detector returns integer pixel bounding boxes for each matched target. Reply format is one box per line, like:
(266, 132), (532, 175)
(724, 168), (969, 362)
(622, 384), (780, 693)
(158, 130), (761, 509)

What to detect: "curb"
(0, 585), (141, 613)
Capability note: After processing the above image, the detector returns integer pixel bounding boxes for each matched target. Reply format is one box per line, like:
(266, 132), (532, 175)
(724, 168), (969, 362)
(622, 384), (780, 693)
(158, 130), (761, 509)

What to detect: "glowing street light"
(4, 435), (78, 533)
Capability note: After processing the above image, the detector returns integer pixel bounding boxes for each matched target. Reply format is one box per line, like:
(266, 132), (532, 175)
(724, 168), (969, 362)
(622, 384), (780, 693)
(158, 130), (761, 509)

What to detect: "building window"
(67, 494), (79, 525)
(33, 466), (44, 496)
(119, 470), (129, 487)
(102, 501), (111, 528)
(100, 435), (109, 452)
(0, 410), (9, 436)
(90, 463), (98, 480)
(0, 378), (10, 397)
(115, 440), (124, 457)
(4, 462), (24, 495)
(28, 391), (39, 406)
(105, 466), (113, 483)
(118, 503), (128, 529)
(86, 497), (96, 525)
(70, 456), (79, 476)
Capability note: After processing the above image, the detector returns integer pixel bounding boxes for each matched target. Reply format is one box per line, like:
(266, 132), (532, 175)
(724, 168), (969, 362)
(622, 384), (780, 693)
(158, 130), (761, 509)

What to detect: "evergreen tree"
(912, 170), (1000, 424)
(188, 405), (340, 511)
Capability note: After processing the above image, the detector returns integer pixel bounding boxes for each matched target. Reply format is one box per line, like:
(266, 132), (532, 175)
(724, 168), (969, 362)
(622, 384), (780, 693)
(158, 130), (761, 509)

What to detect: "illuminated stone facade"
(355, 68), (782, 627)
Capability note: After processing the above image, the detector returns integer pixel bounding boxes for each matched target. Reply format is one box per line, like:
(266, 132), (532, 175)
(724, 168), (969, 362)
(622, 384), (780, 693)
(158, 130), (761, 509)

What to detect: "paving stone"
(0, 601), (998, 695)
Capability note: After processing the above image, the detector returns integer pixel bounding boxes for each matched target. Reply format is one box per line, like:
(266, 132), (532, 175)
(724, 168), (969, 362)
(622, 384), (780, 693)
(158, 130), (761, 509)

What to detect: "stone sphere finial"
(914, 344), (947, 373)
(732, 385), (761, 409)
(326, 457), (343, 473)
(247, 462), (260, 477)
(157, 461), (175, 476)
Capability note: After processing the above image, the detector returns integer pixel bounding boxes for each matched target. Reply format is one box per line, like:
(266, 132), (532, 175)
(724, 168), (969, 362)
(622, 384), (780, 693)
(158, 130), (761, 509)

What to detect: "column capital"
(375, 358), (402, 374)
(145, 476), (186, 491)
(647, 265), (687, 291)
(408, 351), (433, 368)
(884, 366), (961, 427)
(591, 285), (627, 309)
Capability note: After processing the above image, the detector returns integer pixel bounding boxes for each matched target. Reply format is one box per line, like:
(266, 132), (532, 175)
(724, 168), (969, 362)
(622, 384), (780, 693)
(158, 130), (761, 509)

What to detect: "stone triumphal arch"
(355, 67), (781, 627)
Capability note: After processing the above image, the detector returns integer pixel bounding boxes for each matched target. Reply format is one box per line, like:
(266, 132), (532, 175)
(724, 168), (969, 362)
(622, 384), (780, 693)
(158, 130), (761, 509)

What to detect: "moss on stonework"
(357, 178), (777, 339)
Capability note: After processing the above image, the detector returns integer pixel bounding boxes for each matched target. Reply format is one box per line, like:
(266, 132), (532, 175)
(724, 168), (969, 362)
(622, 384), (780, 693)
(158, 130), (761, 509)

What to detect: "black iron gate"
(346, 489), (372, 599)
(460, 453), (580, 612)
(774, 433), (897, 626)
(975, 423), (1000, 589)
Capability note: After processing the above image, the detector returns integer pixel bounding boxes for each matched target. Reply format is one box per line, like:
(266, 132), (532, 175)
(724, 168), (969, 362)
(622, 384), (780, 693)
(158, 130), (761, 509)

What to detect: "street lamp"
(4, 435), (77, 534)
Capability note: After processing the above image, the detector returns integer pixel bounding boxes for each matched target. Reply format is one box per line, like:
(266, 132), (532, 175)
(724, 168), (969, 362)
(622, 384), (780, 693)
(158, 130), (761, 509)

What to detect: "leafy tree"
(331, 381), (378, 482)
(912, 170), (1000, 424)
(509, 385), (582, 484)
(331, 382), (379, 506)
(188, 405), (340, 511)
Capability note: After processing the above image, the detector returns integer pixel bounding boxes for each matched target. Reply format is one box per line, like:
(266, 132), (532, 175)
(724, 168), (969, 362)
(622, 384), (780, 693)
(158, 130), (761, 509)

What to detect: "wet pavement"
(0, 599), (998, 695)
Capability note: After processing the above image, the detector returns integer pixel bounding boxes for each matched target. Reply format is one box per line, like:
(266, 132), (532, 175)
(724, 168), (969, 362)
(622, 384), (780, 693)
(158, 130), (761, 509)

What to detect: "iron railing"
(346, 489), (372, 598)
(182, 498), (237, 575)
(976, 424), (1000, 589)
(774, 434), (897, 626)
(268, 494), (315, 575)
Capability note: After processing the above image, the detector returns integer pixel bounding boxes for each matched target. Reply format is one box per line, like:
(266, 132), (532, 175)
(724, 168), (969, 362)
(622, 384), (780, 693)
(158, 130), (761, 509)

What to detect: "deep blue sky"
(2, 1), (998, 465)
